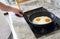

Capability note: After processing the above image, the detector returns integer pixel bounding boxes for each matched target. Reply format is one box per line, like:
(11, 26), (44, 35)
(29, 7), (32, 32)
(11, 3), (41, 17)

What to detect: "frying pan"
(28, 11), (56, 27)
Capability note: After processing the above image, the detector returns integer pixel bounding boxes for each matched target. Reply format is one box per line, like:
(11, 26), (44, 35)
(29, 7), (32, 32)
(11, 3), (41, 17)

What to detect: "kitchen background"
(0, 0), (60, 39)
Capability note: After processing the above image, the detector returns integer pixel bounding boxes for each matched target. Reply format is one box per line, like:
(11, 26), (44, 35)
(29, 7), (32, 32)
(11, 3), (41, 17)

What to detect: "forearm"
(0, 2), (23, 17)
(0, 2), (14, 11)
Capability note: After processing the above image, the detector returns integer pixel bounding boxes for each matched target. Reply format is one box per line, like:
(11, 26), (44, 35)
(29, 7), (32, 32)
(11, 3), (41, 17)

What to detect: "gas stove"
(23, 7), (60, 38)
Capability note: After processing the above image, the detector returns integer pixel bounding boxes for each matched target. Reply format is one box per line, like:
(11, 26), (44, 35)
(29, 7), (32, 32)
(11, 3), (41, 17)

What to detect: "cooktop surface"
(24, 7), (60, 38)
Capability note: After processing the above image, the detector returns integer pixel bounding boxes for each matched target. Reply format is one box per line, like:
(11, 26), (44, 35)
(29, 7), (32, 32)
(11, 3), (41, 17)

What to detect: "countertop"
(11, 8), (60, 39)
(6, 0), (60, 39)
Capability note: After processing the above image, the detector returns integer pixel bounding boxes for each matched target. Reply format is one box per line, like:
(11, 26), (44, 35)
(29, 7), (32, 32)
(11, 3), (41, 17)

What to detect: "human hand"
(12, 8), (24, 17)
(4, 8), (24, 17)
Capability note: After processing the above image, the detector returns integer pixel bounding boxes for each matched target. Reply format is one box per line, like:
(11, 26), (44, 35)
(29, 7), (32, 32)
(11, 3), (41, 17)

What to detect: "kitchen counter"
(11, 8), (60, 39)
(6, 0), (60, 39)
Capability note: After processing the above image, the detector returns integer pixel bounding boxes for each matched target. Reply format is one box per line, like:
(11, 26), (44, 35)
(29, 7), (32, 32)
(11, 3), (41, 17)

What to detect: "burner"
(24, 7), (60, 38)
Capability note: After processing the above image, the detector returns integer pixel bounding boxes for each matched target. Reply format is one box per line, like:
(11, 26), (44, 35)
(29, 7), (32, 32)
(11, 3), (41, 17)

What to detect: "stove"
(23, 7), (60, 38)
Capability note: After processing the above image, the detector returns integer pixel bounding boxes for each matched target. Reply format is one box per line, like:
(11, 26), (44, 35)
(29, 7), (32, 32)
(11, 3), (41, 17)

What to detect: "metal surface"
(8, 33), (13, 39)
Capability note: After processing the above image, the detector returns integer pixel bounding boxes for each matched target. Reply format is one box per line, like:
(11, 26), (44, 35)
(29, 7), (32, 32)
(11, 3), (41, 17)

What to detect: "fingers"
(19, 11), (24, 15)
(15, 14), (23, 17)
(15, 14), (21, 17)
(15, 11), (24, 17)
(11, 8), (24, 17)
(4, 8), (24, 17)
(19, 10), (24, 15)
(15, 10), (24, 17)
(15, 13), (23, 17)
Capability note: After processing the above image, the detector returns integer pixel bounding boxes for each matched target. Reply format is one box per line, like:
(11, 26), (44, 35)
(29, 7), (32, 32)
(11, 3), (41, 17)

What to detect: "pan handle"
(4, 12), (9, 15)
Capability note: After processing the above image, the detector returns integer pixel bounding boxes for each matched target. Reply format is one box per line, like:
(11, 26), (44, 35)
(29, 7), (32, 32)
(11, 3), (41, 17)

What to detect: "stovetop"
(23, 7), (60, 38)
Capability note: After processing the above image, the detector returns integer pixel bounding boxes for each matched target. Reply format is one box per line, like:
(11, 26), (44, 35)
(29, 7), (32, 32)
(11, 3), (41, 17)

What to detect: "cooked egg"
(32, 16), (52, 25)
(35, 17), (41, 22)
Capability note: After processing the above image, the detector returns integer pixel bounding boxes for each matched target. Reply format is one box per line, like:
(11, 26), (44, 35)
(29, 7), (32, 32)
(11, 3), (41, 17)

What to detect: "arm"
(0, 2), (23, 17)
(0, 2), (13, 11)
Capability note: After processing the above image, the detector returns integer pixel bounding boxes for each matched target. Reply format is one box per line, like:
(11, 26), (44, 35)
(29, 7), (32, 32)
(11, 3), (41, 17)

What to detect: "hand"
(11, 8), (24, 17)
(4, 8), (24, 17)
(0, 2), (24, 17)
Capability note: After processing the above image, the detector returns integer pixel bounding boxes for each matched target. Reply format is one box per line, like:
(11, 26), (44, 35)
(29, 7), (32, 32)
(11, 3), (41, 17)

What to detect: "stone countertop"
(11, 8), (60, 39)
(8, 0), (60, 39)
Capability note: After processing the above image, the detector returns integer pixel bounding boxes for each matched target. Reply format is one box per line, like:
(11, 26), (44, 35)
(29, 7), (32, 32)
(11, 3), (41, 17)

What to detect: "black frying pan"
(28, 11), (56, 27)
